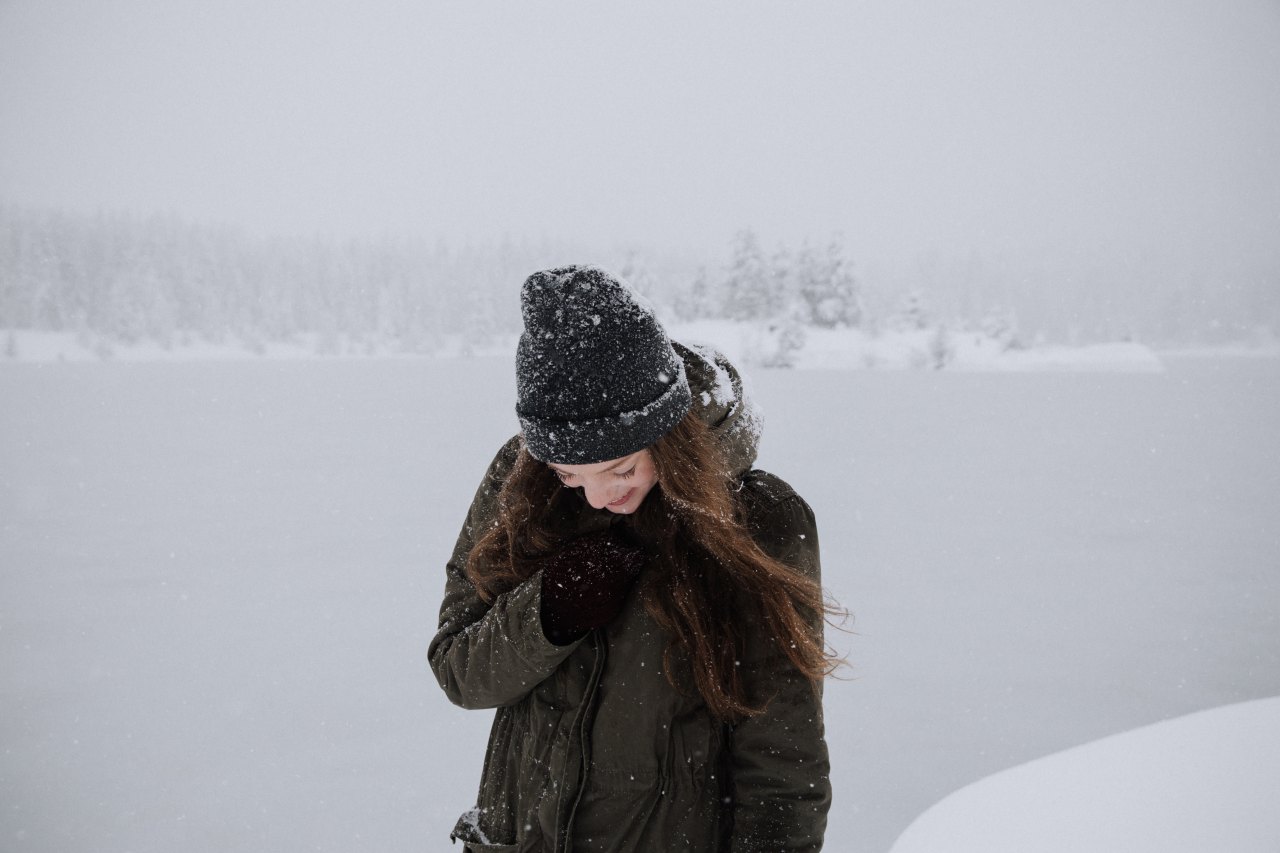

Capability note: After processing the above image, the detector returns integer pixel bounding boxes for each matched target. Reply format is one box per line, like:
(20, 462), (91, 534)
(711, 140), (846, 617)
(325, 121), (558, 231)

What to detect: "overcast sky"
(2, 0), (1278, 284)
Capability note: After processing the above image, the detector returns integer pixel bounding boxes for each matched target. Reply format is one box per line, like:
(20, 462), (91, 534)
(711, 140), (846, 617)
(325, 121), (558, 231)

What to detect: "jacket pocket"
(451, 809), (520, 851)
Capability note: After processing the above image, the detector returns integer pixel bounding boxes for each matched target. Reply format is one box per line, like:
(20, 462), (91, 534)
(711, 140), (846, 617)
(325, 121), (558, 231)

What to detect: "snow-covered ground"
(670, 320), (1171, 373)
(0, 326), (1209, 372)
(888, 696), (1280, 853)
(2, 354), (1278, 852)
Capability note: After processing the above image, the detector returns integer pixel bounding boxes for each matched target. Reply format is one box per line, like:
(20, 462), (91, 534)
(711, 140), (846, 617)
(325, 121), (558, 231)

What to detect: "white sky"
(2, 0), (1278, 283)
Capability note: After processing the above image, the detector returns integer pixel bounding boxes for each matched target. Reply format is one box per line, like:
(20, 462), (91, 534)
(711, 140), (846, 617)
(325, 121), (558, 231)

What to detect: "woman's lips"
(607, 489), (635, 507)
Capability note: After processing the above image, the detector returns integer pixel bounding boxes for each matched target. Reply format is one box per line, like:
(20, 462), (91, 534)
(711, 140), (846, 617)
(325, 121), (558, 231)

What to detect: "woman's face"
(548, 449), (658, 514)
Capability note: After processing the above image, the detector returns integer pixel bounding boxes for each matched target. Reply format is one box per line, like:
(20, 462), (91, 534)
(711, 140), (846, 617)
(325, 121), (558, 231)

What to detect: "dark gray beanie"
(516, 265), (692, 465)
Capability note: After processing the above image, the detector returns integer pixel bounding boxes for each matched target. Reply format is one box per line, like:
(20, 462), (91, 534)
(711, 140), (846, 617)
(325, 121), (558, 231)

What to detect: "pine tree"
(892, 291), (931, 331)
(797, 237), (862, 328)
(768, 245), (796, 317)
(722, 230), (774, 321)
(674, 267), (716, 321)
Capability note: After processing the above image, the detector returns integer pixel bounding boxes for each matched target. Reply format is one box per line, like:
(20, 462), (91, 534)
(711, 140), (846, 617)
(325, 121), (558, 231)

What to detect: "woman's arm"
(428, 437), (583, 709)
(730, 482), (832, 852)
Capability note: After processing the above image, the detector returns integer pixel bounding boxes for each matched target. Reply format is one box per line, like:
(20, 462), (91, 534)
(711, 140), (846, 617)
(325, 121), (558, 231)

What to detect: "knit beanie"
(516, 265), (692, 465)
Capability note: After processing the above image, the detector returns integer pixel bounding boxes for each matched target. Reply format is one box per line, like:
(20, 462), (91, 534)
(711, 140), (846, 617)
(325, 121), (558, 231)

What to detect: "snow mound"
(889, 696), (1280, 853)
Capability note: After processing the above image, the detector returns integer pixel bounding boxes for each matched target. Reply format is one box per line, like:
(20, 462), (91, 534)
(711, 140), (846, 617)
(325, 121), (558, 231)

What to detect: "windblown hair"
(466, 412), (841, 721)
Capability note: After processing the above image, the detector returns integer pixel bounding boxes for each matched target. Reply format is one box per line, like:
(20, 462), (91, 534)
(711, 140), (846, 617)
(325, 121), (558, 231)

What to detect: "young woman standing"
(430, 265), (837, 852)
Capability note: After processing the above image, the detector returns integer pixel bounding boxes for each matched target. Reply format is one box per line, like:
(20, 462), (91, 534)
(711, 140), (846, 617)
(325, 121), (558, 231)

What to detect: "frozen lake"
(2, 355), (1278, 853)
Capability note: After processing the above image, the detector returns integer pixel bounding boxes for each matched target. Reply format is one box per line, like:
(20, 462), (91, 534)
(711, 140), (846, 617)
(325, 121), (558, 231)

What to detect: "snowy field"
(2, 355), (1278, 853)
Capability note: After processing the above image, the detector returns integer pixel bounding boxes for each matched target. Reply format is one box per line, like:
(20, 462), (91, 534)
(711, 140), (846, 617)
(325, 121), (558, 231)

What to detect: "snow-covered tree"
(889, 291), (932, 331)
(796, 237), (862, 328)
(673, 267), (717, 321)
(980, 306), (1022, 351)
(760, 314), (807, 368)
(767, 245), (797, 317)
(618, 253), (657, 298)
(722, 230), (775, 321)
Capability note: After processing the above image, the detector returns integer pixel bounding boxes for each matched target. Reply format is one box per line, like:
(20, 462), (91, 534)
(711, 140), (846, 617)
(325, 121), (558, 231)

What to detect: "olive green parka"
(429, 342), (831, 852)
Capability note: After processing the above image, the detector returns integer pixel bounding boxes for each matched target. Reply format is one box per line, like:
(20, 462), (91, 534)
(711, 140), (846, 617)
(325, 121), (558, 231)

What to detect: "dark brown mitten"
(538, 530), (647, 645)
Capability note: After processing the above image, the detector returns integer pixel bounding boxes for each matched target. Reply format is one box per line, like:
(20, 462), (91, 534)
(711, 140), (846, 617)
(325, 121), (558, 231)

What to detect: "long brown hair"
(466, 412), (842, 721)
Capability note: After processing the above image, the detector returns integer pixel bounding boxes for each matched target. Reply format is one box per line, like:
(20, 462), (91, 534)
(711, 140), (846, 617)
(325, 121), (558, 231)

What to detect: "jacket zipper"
(554, 629), (608, 852)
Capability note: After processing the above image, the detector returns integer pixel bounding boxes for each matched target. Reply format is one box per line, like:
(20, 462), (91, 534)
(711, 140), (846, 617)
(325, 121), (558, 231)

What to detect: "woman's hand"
(538, 530), (647, 645)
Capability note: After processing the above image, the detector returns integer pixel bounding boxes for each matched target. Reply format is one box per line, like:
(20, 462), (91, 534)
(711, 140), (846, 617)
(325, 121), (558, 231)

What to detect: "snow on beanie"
(516, 265), (692, 465)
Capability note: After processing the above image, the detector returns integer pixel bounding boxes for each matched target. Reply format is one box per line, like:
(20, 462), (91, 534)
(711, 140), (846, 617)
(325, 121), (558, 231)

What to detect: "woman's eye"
(617, 467), (637, 480)
(553, 470), (572, 483)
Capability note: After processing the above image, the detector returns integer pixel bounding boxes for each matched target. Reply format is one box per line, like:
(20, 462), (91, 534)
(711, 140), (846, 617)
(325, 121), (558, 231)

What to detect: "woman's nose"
(583, 482), (615, 510)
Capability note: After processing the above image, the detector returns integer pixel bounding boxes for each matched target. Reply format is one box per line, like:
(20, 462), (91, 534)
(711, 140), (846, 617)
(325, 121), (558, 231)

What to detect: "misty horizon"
(2, 1), (1278, 306)
(3, 202), (1274, 353)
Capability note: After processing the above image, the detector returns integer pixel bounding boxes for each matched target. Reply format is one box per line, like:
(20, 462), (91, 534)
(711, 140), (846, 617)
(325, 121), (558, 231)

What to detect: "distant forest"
(1, 206), (1274, 355)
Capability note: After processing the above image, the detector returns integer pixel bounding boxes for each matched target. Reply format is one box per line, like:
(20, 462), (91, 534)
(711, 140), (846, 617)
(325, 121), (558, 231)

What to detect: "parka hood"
(673, 340), (761, 479)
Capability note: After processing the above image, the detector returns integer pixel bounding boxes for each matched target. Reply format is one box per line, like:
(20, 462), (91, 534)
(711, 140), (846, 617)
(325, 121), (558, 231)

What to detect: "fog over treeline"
(2, 205), (1276, 356)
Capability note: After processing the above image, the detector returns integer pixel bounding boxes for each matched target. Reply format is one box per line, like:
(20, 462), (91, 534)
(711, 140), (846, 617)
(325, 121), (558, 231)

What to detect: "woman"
(429, 265), (837, 852)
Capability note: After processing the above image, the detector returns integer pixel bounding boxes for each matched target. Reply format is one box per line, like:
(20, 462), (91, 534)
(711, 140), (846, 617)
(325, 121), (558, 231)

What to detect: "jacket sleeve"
(427, 437), (584, 709)
(730, 484), (832, 853)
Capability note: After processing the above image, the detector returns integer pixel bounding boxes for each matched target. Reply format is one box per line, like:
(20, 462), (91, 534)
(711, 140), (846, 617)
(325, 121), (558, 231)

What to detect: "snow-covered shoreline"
(6, 327), (1272, 371)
